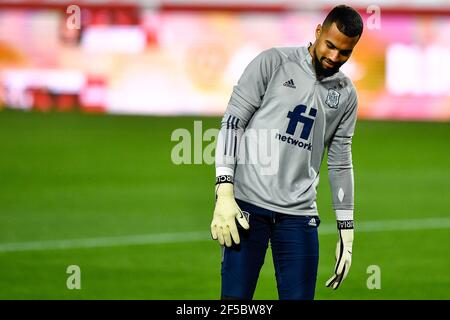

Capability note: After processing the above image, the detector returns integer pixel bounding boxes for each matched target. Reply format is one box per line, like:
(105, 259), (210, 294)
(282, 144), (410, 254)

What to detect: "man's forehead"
(322, 22), (359, 50)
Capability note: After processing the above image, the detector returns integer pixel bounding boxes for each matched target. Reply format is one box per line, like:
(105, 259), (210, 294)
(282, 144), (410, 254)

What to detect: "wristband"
(216, 175), (234, 185)
(337, 220), (354, 230)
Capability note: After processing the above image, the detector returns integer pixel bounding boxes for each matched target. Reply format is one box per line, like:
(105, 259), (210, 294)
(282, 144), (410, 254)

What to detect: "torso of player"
(233, 47), (356, 214)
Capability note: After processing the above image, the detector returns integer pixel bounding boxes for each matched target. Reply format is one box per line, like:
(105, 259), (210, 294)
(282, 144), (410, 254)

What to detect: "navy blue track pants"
(221, 200), (320, 300)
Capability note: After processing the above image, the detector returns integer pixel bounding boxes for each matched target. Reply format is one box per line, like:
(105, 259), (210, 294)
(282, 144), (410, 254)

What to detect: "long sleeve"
(215, 48), (283, 177)
(327, 87), (358, 221)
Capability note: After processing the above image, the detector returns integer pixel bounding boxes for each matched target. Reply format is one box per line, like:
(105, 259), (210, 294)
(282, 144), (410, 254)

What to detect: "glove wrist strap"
(216, 175), (234, 185)
(337, 220), (354, 230)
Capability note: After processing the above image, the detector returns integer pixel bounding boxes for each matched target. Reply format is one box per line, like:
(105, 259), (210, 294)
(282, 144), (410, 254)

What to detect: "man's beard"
(313, 48), (341, 79)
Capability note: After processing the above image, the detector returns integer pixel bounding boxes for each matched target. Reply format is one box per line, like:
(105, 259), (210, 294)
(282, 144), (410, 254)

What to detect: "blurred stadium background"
(0, 0), (448, 299)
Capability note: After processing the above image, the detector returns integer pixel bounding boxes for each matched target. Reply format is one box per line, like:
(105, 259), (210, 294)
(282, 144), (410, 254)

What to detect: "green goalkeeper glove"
(326, 221), (354, 289)
(211, 176), (249, 247)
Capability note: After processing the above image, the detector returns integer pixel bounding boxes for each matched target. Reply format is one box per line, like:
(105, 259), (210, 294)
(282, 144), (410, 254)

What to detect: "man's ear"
(315, 24), (322, 40)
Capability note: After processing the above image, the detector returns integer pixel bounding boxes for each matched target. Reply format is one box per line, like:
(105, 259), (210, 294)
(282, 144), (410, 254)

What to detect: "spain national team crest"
(325, 88), (340, 109)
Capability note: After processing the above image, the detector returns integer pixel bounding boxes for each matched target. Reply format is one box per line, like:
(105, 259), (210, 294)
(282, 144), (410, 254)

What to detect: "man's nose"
(328, 49), (340, 62)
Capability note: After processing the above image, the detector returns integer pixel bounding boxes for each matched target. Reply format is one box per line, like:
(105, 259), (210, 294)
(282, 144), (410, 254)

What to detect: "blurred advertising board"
(0, 4), (448, 121)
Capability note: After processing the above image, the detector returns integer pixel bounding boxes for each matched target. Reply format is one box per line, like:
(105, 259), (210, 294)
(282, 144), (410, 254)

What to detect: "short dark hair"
(322, 5), (363, 38)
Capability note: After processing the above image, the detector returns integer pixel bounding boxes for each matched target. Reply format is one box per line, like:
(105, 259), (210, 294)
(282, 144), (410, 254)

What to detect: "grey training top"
(215, 46), (357, 219)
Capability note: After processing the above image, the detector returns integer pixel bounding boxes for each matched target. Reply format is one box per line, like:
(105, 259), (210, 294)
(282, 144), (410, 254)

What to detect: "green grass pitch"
(0, 109), (448, 299)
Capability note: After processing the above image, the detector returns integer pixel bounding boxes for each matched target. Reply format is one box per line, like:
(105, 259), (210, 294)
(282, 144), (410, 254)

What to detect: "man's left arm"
(325, 86), (358, 290)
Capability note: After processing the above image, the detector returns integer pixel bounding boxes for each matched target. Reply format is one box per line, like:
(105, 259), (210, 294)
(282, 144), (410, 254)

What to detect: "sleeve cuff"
(335, 210), (354, 221)
(216, 167), (234, 178)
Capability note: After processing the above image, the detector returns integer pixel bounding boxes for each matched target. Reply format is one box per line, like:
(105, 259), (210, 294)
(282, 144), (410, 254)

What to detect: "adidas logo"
(308, 217), (317, 227)
(283, 79), (296, 89)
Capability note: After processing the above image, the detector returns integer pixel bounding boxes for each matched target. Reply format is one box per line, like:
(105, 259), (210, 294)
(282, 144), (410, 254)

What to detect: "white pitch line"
(0, 231), (207, 253)
(0, 217), (449, 253)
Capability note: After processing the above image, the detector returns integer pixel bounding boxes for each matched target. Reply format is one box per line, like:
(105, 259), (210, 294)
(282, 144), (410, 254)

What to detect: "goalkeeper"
(211, 5), (363, 300)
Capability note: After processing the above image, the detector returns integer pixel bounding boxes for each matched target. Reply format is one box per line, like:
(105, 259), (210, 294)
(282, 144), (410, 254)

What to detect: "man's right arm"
(216, 48), (282, 177)
(212, 48), (282, 247)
